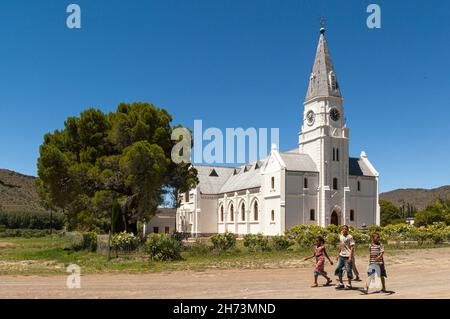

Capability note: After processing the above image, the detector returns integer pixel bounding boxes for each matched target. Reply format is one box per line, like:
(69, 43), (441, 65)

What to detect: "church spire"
(305, 26), (342, 102)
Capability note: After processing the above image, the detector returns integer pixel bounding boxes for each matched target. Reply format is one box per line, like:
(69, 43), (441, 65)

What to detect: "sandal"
(325, 279), (333, 286)
(311, 284), (318, 288)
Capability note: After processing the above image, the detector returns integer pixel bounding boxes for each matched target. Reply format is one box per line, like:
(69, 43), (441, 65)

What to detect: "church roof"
(349, 157), (377, 177)
(279, 152), (318, 172)
(194, 165), (235, 194)
(193, 150), (319, 194)
(305, 28), (342, 102)
(218, 159), (268, 194)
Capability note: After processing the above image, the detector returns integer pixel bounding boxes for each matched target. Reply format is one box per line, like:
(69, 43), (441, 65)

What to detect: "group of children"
(304, 225), (387, 294)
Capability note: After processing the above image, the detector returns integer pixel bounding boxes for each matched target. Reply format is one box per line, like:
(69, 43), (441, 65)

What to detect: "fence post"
(107, 230), (111, 261)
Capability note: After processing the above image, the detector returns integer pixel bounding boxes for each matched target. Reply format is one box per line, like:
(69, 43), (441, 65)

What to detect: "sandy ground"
(0, 247), (449, 299)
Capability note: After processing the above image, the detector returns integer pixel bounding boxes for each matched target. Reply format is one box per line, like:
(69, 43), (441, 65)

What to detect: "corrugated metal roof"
(218, 159), (267, 193)
(194, 165), (235, 194)
(279, 152), (318, 172)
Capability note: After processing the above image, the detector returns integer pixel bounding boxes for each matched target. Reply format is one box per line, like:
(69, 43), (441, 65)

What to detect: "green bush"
(70, 231), (98, 251)
(0, 228), (51, 238)
(351, 230), (371, 245)
(171, 231), (190, 242)
(0, 211), (65, 230)
(145, 233), (182, 261)
(271, 235), (294, 251)
(82, 232), (98, 252)
(110, 231), (140, 252)
(243, 233), (270, 252)
(210, 232), (237, 251)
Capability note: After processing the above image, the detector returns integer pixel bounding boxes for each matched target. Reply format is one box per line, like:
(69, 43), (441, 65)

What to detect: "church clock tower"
(299, 27), (350, 227)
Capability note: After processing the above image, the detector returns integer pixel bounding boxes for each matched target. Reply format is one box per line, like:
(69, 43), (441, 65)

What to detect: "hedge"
(0, 210), (65, 230)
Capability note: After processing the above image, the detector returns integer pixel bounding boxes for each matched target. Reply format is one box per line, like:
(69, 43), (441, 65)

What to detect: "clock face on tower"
(330, 108), (340, 122)
(306, 110), (315, 126)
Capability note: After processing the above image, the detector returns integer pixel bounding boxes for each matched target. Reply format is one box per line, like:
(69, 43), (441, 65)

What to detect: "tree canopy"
(414, 199), (450, 227)
(380, 199), (404, 226)
(37, 102), (198, 233)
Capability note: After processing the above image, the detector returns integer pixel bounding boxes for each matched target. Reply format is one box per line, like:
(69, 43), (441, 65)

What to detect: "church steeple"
(305, 27), (342, 102)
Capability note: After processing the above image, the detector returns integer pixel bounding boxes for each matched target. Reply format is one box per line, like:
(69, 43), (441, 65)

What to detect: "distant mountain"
(380, 186), (450, 211)
(0, 169), (45, 213)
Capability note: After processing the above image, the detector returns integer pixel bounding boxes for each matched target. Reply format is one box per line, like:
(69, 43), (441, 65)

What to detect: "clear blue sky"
(0, 0), (449, 192)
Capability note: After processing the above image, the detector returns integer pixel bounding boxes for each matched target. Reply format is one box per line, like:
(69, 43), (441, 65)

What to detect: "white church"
(176, 27), (380, 236)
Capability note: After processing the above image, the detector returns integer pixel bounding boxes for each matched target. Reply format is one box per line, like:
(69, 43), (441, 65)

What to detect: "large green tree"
(414, 199), (450, 227)
(380, 199), (404, 226)
(37, 103), (198, 233)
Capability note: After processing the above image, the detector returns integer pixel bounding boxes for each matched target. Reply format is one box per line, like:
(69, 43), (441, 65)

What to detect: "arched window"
(332, 148), (336, 161)
(333, 178), (338, 190)
(310, 209), (315, 221)
(220, 205), (224, 222)
(350, 209), (355, 221)
(241, 203), (246, 221)
(271, 210), (275, 222)
(357, 181), (361, 192)
(230, 204), (234, 222)
(304, 177), (308, 189)
(253, 201), (259, 221)
(271, 177), (275, 189)
(336, 148), (340, 162)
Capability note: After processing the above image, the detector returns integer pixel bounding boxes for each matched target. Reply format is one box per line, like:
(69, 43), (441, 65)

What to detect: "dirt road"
(0, 247), (449, 299)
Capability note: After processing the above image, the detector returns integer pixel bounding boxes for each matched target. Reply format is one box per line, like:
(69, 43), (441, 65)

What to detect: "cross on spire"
(320, 16), (326, 34)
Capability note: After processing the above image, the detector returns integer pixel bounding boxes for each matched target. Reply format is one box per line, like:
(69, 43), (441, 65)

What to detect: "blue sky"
(0, 0), (449, 192)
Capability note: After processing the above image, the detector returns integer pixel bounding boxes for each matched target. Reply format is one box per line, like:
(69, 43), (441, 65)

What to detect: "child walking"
(363, 233), (388, 293)
(304, 236), (334, 287)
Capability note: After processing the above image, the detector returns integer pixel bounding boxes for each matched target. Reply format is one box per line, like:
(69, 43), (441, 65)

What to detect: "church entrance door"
(330, 211), (339, 226)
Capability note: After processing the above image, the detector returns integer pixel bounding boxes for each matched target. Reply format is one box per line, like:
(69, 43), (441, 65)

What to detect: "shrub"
(82, 232), (98, 252)
(145, 233), (182, 261)
(286, 225), (330, 248)
(171, 231), (190, 242)
(351, 230), (371, 245)
(110, 231), (140, 252)
(243, 233), (270, 252)
(0, 228), (51, 238)
(0, 211), (65, 230)
(210, 232), (237, 251)
(271, 235), (294, 251)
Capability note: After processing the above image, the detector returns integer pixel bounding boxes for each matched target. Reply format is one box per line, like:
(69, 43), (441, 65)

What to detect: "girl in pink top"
(304, 236), (334, 287)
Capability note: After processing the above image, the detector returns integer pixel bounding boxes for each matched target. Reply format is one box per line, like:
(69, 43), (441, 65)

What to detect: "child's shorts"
(379, 263), (387, 278)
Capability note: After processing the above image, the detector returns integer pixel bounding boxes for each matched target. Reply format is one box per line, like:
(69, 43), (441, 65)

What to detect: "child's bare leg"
(381, 277), (386, 291)
(311, 274), (319, 287)
(322, 274), (332, 285)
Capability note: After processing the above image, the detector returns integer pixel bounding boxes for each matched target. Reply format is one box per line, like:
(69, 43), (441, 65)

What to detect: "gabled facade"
(176, 28), (380, 236)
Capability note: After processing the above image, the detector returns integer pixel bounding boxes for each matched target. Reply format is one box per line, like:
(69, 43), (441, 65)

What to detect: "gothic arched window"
(333, 178), (338, 190)
(220, 205), (224, 222)
(230, 204), (234, 222)
(253, 201), (259, 221)
(310, 209), (315, 221)
(241, 203), (246, 221)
